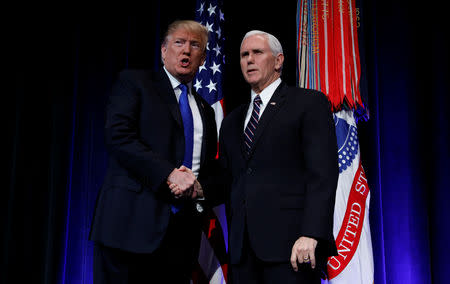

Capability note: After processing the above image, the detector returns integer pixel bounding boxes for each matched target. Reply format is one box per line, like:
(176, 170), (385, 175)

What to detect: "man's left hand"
(290, 236), (318, 271)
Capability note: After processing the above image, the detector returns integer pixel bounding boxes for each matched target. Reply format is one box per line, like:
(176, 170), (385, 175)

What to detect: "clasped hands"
(167, 166), (203, 199)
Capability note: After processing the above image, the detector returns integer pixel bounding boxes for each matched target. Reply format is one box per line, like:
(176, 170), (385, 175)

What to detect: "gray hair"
(241, 30), (284, 56)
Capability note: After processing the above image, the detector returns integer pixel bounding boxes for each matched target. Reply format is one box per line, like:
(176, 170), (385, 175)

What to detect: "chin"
(179, 73), (195, 82)
(246, 78), (260, 86)
(177, 70), (193, 77)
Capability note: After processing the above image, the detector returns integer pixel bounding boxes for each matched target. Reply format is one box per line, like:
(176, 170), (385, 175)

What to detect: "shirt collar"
(250, 78), (282, 106)
(163, 66), (192, 91)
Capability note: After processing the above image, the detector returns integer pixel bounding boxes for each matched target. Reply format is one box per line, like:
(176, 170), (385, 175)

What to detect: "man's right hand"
(167, 168), (195, 198)
(168, 166), (203, 199)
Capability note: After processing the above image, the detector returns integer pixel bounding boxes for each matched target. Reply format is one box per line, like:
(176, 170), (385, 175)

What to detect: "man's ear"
(200, 52), (207, 66)
(161, 45), (167, 63)
(275, 53), (284, 72)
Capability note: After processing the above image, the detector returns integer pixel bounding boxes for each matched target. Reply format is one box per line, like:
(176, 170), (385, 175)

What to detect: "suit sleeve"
(300, 91), (339, 246)
(104, 70), (175, 190)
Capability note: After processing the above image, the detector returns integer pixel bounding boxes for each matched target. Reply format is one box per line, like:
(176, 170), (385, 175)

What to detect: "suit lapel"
(153, 70), (212, 167)
(245, 83), (287, 159)
(153, 69), (183, 128)
(239, 103), (251, 158)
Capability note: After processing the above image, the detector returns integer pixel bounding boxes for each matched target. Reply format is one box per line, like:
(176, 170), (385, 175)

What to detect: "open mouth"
(180, 58), (190, 67)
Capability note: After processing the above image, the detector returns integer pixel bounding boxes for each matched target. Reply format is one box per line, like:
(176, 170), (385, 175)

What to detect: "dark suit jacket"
(215, 82), (339, 265)
(89, 68), (218, 254)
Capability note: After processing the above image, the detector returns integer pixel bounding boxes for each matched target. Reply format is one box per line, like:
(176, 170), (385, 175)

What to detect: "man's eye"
(174, 40), (183, 46)
(191, 43), (200, 49)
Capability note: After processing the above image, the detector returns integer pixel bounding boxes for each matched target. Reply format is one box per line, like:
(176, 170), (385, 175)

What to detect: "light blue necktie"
(171, 84), (194, 214)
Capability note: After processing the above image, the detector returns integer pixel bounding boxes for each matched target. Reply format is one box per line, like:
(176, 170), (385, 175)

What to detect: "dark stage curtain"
(359, 2), (449, 284)
(3, 2), (449, 284)
(3, 4), (198, 283)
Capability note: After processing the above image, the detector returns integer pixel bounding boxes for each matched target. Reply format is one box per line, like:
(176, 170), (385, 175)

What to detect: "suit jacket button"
(247, 168), (252, 174)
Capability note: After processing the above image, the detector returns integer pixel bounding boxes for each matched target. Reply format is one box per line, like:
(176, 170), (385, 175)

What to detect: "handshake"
(167, 166), (203, 199)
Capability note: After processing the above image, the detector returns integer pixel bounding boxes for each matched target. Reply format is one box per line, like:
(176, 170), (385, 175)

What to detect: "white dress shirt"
(164, 67), (203, 177)
(244, 78), (282, 131)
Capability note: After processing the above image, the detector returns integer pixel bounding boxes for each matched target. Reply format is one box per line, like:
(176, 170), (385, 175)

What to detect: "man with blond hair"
(89, 20), (218, 283)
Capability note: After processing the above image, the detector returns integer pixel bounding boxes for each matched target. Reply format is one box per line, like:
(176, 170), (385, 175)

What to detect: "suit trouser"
(93, 210), (201, 284)
(230, 225), (321, 284)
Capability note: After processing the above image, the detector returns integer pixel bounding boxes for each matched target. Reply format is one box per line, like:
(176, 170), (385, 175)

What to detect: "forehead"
(240, 34), (269, 51)
(169, 28), (202, 41)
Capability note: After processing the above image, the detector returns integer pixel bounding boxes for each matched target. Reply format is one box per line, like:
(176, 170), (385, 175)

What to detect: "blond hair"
(162, 20), (209, 52)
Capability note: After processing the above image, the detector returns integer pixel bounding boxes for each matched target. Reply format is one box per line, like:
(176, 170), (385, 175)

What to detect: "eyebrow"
(174, 38), (201, 44)
(241, 48), (264, 56)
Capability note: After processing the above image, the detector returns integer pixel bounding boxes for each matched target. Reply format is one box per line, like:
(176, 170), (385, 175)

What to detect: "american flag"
(193, 1), (228, 284)
(195, 0), (225, 134)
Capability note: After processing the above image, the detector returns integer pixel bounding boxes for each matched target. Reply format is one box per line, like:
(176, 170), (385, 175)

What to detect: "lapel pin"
(196, 202), (204, 213)
(270, 102), (276, 105)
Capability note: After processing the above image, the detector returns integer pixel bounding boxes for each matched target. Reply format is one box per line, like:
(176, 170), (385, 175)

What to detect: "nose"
(247, 53), (254, 64)
(182, 42), (191, 55)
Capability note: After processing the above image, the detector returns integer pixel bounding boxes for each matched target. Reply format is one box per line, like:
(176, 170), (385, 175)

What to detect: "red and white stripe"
(297, 0), (364, 111)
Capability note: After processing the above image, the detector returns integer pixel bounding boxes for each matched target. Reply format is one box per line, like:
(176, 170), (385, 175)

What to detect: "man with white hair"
(214, 30), (339, 283)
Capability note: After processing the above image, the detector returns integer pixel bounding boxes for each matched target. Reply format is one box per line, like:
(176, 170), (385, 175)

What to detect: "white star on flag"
(194, 79), (203, 91)
(206, 79), (217, 93)
(216, 27), (222, 39)
(205, 22), (214, 32)
(199, 62), (207, 73)
(212, 44), (221, 56)
(210, 62), (221, 75)
(207, 4), (216, 16)
(197, 3), (204, 15)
